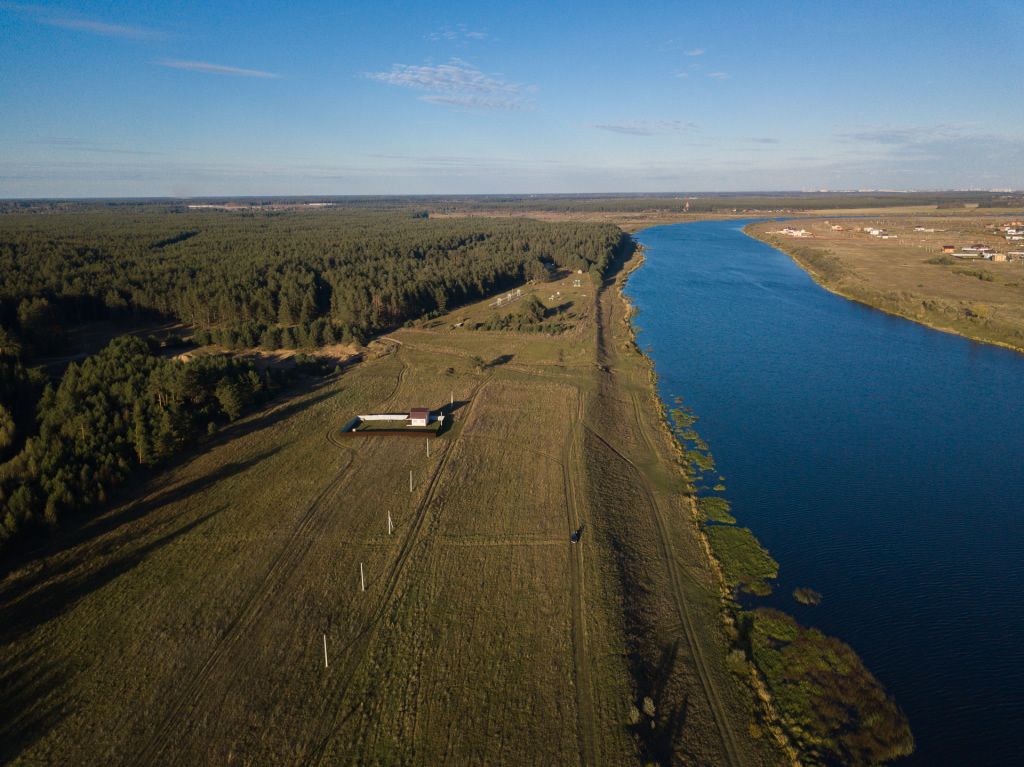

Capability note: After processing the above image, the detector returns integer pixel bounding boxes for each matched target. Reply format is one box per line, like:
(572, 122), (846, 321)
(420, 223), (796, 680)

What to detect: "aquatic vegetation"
(741, 609), (914, 766)
(706, 526), (778, 596)
(686, 448), (716, 474)
(793, 587), (823, 606)
(668, 405), (697, 429)
(697, 496), (736, 524)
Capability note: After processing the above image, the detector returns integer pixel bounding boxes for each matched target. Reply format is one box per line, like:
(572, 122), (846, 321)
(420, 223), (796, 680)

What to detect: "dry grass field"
(748, 214), (1024, 352)
(0, 254), (786, 764)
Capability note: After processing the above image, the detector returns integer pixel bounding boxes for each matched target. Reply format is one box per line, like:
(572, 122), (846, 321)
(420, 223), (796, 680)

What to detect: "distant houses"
(998, 222), (1024, 242)
(772, 227), (812, 238)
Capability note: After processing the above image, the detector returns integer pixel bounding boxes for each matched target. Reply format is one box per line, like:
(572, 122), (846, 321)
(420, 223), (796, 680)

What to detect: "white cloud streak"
(593, 120), (699, 136)
(157, 60), (282, 78)
(0, 3), (160, 38)
(708, 71), (730, 80)
(365, 59), (532, 110)
(685, 48), (705, 56)
(427, 24), (488, 42)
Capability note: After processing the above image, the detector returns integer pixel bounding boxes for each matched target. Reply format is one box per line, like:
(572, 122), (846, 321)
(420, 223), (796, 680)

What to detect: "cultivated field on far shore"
(0, 264), (784, 765)
(748, 214), (1024, 353)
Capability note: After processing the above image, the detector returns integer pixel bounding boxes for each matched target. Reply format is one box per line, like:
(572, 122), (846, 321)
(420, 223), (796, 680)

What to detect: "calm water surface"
(627, 220), (1024, 766)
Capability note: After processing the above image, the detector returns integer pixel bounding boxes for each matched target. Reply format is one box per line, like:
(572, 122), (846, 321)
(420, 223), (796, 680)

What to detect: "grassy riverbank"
(746, 216), (1024, 354)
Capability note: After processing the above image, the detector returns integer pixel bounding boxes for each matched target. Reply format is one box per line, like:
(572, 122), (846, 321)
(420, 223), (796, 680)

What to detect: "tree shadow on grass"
(629, 640), (693, 766)
(1, 444), (280, 598)
(0, 645), (75, 764)
(488, 353), (515, 367)
(202, 380), (339, 450)
(0, 504), (229, 647)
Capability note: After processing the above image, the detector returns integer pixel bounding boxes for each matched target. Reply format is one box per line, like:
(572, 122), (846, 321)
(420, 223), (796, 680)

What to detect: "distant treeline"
(4, 191), (1022, 219)
(431, 191), (1024, 213)
(0, 209), (626, 352)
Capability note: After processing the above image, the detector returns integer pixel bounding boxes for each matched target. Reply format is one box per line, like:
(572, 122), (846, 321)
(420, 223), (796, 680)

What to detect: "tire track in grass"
(590, 281), (743, 767)
(305, 379), (489, 765)
(583, 422), (742, 767)
(132, 359), (410, 765)
(563, 389), (599, 766)
(129, 447), (355, 766)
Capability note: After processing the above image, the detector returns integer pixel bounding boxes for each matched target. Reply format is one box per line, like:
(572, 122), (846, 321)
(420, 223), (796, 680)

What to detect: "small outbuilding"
(409, 408), (431, 427)
(942, 245), (955, 253)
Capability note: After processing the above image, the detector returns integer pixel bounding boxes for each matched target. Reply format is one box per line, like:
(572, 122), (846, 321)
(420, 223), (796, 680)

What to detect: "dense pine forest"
(0, 205), (629, 560)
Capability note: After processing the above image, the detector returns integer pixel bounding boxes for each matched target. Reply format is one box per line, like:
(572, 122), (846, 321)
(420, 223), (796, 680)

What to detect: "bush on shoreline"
(706, 525), (778, 596)
(740, 608), (914, 766)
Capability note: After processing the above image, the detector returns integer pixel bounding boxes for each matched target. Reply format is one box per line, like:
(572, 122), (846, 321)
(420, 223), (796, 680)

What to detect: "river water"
(626, 220), (1024, 765)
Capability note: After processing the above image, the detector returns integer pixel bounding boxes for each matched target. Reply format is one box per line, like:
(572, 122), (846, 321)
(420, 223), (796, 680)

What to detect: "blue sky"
(1, 0), (1022, 197)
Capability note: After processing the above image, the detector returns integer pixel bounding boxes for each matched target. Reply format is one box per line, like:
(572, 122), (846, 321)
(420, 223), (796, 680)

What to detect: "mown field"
(748, 214), (1024, 352)
(0, 264), (784, 764)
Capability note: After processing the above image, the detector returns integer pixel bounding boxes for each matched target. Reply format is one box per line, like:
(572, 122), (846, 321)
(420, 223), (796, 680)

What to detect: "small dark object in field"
(571, 525), (585, 543)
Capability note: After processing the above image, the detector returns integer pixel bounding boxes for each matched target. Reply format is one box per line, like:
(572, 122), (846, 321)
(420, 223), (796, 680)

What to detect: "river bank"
(615, 248), (802, 764)
(745, 220), (1024, 355)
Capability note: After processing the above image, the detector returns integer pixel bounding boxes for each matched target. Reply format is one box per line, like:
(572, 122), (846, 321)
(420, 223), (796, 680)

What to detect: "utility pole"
(360, 562), (366, 592)
(323, 634), (329, 668)
(388, 510), (393, 535)
(409, 470), (413, 493)
(426, 438), (430, 458)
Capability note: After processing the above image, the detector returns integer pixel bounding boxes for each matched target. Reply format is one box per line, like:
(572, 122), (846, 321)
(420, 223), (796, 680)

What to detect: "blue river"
(626, 220), (1024, 766)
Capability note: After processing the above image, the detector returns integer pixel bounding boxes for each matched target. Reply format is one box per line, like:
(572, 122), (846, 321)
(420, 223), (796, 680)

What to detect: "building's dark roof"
(409, 408), (431, 418)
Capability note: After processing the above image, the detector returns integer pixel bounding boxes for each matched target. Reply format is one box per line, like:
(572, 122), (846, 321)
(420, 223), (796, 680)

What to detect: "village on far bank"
(771, 218), (1024, 263)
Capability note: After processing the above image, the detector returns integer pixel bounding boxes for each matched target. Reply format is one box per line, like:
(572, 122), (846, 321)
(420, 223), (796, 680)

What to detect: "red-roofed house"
(409, 408), (431, 427)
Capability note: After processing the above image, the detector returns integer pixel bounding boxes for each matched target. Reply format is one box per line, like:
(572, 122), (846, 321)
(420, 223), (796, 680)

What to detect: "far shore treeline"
(0, 207), (629, 560)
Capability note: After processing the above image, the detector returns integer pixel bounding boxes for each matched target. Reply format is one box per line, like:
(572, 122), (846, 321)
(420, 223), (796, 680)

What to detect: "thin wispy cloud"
(685, 48), (705, 56)
(708, 71), (730, 80)
(0, 3), (160, 39)
(428, 24), (488, 42)
(157, 60), (282, 78)
(749, 137), (780, 144)
(32, 137), (165, 156)
(593, 120), (698, 136)
(838, 125), (968, 146)
(365, 59), (532, 110)
(674, 71), (690, 79)
(837, 124), (1024, 169)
